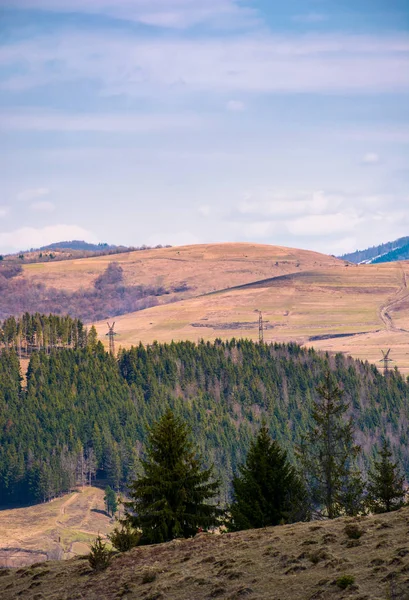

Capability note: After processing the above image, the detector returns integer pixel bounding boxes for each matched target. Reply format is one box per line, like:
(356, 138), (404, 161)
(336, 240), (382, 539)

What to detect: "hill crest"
(1, 506), (408, 599)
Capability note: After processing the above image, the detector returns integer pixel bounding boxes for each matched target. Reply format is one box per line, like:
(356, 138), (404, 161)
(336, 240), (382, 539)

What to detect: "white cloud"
(287, 211), (362, 236)
(0, 224), (98, 252)
(236, 190), (340, 219)
(0, 110), (204, 133)
(0, 207), (9, 218)
(17, 187), (50, 201)
(242, 221), (275, 238)
(30, 200), (55, 212)
(227, 188), (409, 251)
(226, 100), (245, 112)
(1, 32), (408, 96)
(362, 152), (380, 164)
(3, 0), (257, 29)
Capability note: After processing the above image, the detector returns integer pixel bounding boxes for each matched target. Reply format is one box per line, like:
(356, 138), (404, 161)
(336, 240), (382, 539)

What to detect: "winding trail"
(379, 266), (409, 333)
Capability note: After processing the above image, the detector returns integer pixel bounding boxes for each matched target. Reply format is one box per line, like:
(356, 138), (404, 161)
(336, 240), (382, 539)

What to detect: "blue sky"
(0, 0), (408, 254)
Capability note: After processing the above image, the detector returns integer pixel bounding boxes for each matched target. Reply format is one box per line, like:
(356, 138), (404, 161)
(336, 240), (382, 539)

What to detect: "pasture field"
(0, 487), (114, 568)
(22, 243), (341, 294)
(91, 252), (409, 374)
(17, 242), (409, 373)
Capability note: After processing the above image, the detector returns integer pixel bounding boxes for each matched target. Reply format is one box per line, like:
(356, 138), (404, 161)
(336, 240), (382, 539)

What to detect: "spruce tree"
(104, 485), (117, 517)
(299, 372), (361, 519)
(228, 424), (308, 531)
(124, 409), (222, 544)
(88, 535), (112, 571)
(367, 440), (405, 513)
(339, 469), (366, 517)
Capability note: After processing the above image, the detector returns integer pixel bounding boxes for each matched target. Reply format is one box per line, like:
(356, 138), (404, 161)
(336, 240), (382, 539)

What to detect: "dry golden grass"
(87, 249), (409, 374)
(0, 487), (114, 568)
(1, 507), (409, 599)
(22, 243), (340, 294)
(17, 242), (409, 373)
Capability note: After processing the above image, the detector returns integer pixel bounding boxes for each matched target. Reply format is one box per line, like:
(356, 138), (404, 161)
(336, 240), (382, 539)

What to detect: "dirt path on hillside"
(57, 491), (78, 519)
(379, 266), (409, 333)
(0, 487), (111, 567)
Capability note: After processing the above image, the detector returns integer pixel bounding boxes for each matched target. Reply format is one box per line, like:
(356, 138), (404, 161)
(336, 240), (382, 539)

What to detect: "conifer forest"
(1, 316), (408, 509)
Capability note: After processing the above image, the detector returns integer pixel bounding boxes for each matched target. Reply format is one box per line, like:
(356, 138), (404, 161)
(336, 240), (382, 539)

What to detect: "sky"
(0, 0), (408, 255)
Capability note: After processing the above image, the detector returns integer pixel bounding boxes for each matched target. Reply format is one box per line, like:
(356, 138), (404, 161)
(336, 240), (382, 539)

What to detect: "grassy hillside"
(1, 507), (409, 599)
(3, 241), (409, 372)
(21, 243), (340, 294)
(0, 487), (113, 569)
(92, 254), (409, 374)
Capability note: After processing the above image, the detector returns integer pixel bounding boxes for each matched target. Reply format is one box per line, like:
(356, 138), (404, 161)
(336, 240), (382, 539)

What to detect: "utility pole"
(380, 349), (393, 375)
(106, 322), (117, 356)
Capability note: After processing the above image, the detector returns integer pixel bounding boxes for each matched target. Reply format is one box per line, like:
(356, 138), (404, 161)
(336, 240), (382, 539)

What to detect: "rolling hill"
(1, 506), (409, 599)
(21, 242), (339, 294)
(0, 487), (113, 569)
(4, 241), (409, 373)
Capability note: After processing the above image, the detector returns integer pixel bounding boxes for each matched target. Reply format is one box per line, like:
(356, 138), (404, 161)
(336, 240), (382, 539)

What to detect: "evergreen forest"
(1, 328), (409, 508)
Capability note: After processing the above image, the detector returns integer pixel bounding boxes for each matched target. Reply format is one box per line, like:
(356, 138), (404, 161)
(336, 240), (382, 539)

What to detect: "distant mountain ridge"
(340, 236), (409, 264)
(39, 240), (119, 252)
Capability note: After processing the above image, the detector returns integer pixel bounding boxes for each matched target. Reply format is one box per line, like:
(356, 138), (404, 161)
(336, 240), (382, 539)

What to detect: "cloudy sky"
(0, 0), (408, 255)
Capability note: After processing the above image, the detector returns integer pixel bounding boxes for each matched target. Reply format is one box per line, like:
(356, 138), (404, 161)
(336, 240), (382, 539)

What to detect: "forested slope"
(1, 339), (409, 507)
(340, 236), (409, 264)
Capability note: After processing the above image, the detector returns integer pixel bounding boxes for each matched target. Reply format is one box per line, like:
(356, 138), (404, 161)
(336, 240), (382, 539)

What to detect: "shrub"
(109, 523), (140, 552)
(309, 549), (330, 564)
(336, 574), (355, 589)
(141, 569), (157, 584)
(344, 523), (363, 540)
(88, 535), (112, 571)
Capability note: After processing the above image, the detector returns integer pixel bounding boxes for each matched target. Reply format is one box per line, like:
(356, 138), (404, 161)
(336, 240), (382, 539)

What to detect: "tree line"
(1, 335), (409, 507)
(0, 313), (87, 354)
(128, 391), (405, 546)
(91, 403), (405, 569)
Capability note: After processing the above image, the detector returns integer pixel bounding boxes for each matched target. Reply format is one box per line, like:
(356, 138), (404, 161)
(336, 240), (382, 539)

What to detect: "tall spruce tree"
(104, 485), (118, 517)
(299, 372), (361, 519)
(124, 409), (222, 544)
(367, 440), (406, 513)
(228, 425), (308, 531)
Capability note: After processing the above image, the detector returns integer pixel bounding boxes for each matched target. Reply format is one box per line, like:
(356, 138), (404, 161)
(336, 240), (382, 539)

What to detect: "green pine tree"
(88, 535), (112, 571)
(298, 372), (361, 519)
(87, 325), (99, 350)
(339, 469), (366, 517)
(228, 424), (308, 531)
(367, 439), (406, 513)
(124, 409), (222, 544)
(104, 485), (118, 517)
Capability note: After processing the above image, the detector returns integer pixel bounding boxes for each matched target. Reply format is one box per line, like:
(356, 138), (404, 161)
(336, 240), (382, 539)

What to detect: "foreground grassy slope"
(1, 507), (409, 599)
(0, 488), (113, 568)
